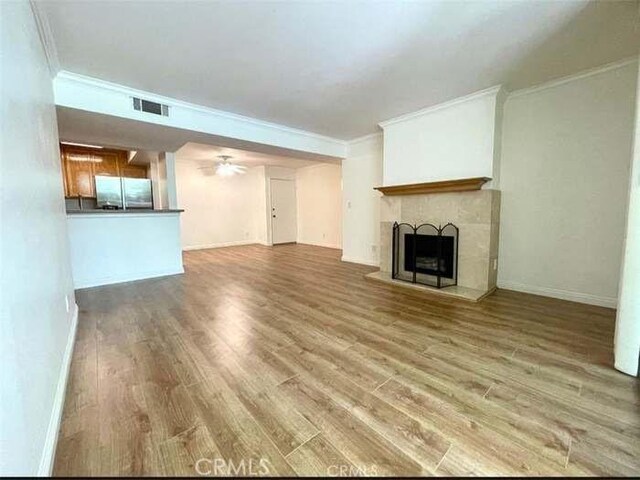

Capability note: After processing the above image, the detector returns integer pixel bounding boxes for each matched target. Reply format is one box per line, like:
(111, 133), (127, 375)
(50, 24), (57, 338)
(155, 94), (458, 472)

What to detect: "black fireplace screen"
(392, 222), (458, 289)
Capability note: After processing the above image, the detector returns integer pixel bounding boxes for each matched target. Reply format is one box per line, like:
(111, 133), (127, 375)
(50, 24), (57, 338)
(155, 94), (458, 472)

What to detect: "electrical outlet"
(493, 259), (498, 270)
(65, 295), (70, 313)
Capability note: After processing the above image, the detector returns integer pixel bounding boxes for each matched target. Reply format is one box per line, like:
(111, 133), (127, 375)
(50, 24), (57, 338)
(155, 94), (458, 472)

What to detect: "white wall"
(296, 163), (342, 249)
(149, 151), (179, 210)
(0, 2), (77, 475)
(380, 87), (502, 186)
(178, 161), (344, 250)
(341, 134), (383, 266)
(255, 166), (269, 245)
(176, 161), (267, 249)
(158, 152), (178, 209)
(149, 153), (163, 208)
(155, 153), (168, 207)
(67, 212), (184, 288)
(498, 61), (637, 307)
(614, 59), (640, 376)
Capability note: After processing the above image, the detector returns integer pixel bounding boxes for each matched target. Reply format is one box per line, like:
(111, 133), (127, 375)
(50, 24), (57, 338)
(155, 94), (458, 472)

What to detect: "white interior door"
(270, 178), (297, 244)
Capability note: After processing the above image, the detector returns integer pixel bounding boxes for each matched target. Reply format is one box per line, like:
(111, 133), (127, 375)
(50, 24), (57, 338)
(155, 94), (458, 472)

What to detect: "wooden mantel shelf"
(374, 177), (491, 196)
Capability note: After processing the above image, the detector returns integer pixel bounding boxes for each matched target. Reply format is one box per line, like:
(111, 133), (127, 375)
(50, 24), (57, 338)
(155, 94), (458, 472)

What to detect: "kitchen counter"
(66, 209), (184, 288)
(66, 209), (184, 215)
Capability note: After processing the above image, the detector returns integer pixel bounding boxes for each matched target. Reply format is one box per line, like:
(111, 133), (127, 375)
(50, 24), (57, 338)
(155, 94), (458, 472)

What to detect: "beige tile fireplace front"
(378, 189), (500, 295)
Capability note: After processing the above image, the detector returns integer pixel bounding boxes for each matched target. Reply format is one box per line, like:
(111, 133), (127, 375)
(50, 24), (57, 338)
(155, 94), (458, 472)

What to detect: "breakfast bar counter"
(66, 209), (184, 215)
(66, 209), (184, 288)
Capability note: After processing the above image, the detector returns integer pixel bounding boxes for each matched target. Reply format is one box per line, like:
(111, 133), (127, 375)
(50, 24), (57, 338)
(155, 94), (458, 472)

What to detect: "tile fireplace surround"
(370, 185), (500, 301)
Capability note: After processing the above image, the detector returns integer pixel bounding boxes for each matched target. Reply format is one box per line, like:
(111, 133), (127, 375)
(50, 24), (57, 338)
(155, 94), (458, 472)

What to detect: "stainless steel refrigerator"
(123, 177), (153, 209)
(95, 176), (153, 209)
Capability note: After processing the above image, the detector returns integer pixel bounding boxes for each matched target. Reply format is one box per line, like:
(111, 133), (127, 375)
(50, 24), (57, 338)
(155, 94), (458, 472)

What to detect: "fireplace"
(392, 222), (458, 288)
(376, 188), (499, 299)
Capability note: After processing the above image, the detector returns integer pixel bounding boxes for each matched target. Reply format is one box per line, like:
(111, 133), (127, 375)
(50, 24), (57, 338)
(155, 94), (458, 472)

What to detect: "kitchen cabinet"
(63, 153), (96, 197)
(118, 162), (148, 178)
(92, 151), (121, 177)
(61, 145), (148, 197)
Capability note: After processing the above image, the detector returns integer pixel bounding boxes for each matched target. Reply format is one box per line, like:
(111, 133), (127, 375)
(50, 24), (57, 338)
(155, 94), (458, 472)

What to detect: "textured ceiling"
(56, 107), (341, 162)
(42, 1), (639, 139)
(176, 142), (336, 169)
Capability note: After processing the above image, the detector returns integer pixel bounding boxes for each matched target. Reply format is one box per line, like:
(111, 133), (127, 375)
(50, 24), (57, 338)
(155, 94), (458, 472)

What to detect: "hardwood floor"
(53, 244), (640, 476)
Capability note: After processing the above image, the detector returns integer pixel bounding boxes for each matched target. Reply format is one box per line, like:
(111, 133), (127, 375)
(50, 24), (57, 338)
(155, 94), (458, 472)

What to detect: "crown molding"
(297, 161), (341, 171)
(55, 71), (347, 147)
(29, 0), (59, 77)
(347, 131), (383, 145)
(379, 85), (503, 128)
(508, 56), (639, 99)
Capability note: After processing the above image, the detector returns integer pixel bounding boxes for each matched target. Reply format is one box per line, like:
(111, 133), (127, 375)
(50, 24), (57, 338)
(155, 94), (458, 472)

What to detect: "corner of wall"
(614, 57), (640, 376)
(342, 131), (384, 268)
(29, 0), (60, 77)
(159, 152), (178, 209)
(490, 86), (508, 189)
(346, 131), (383, 158)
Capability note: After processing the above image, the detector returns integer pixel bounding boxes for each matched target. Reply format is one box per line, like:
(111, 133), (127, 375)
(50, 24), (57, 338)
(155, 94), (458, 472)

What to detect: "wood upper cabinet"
(118, 159), (148, 178)
(60, 145), (148, 197)
(62, 148), (102, 197)
(92, 151), (121, 177)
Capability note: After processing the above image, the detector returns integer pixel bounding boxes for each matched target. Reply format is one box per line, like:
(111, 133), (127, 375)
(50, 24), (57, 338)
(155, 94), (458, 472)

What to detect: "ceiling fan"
(199, 155), (247, 176)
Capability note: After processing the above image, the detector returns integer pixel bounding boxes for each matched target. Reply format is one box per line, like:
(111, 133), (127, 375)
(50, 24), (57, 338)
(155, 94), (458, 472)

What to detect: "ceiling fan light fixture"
(216, 162), (237, 176)
(215, 155), (246, 176)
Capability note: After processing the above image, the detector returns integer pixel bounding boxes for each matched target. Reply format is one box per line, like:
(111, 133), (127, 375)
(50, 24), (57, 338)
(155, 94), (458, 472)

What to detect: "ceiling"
(176, 142), (335, 170)
(41, 1), (639, 139)
(56, 106), (341, 162)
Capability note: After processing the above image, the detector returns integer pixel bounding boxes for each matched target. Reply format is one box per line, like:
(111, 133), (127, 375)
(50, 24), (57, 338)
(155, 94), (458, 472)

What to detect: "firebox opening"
(404, 234), (455, 279)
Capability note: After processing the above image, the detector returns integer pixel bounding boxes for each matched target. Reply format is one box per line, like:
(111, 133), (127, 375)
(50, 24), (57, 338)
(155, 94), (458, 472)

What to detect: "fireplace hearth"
(392, 222), (458, 289)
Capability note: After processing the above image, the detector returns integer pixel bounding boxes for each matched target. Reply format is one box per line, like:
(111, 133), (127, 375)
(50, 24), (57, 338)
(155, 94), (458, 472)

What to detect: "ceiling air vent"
(132, 97), (169, 116)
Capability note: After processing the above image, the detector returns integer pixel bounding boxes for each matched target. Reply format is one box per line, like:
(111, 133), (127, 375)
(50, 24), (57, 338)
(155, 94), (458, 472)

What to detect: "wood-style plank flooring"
(54, 244), (640, 476)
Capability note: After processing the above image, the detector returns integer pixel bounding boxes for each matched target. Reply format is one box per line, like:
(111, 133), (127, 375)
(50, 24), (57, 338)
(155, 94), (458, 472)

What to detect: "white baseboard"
(497, 281), (617, 308)
(183, 240), (257, 251)
(341, 255), (379, 267)
(38, 303), (79, 476)
(297, 241), (342, 250)
(74, 267), (184, 289)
